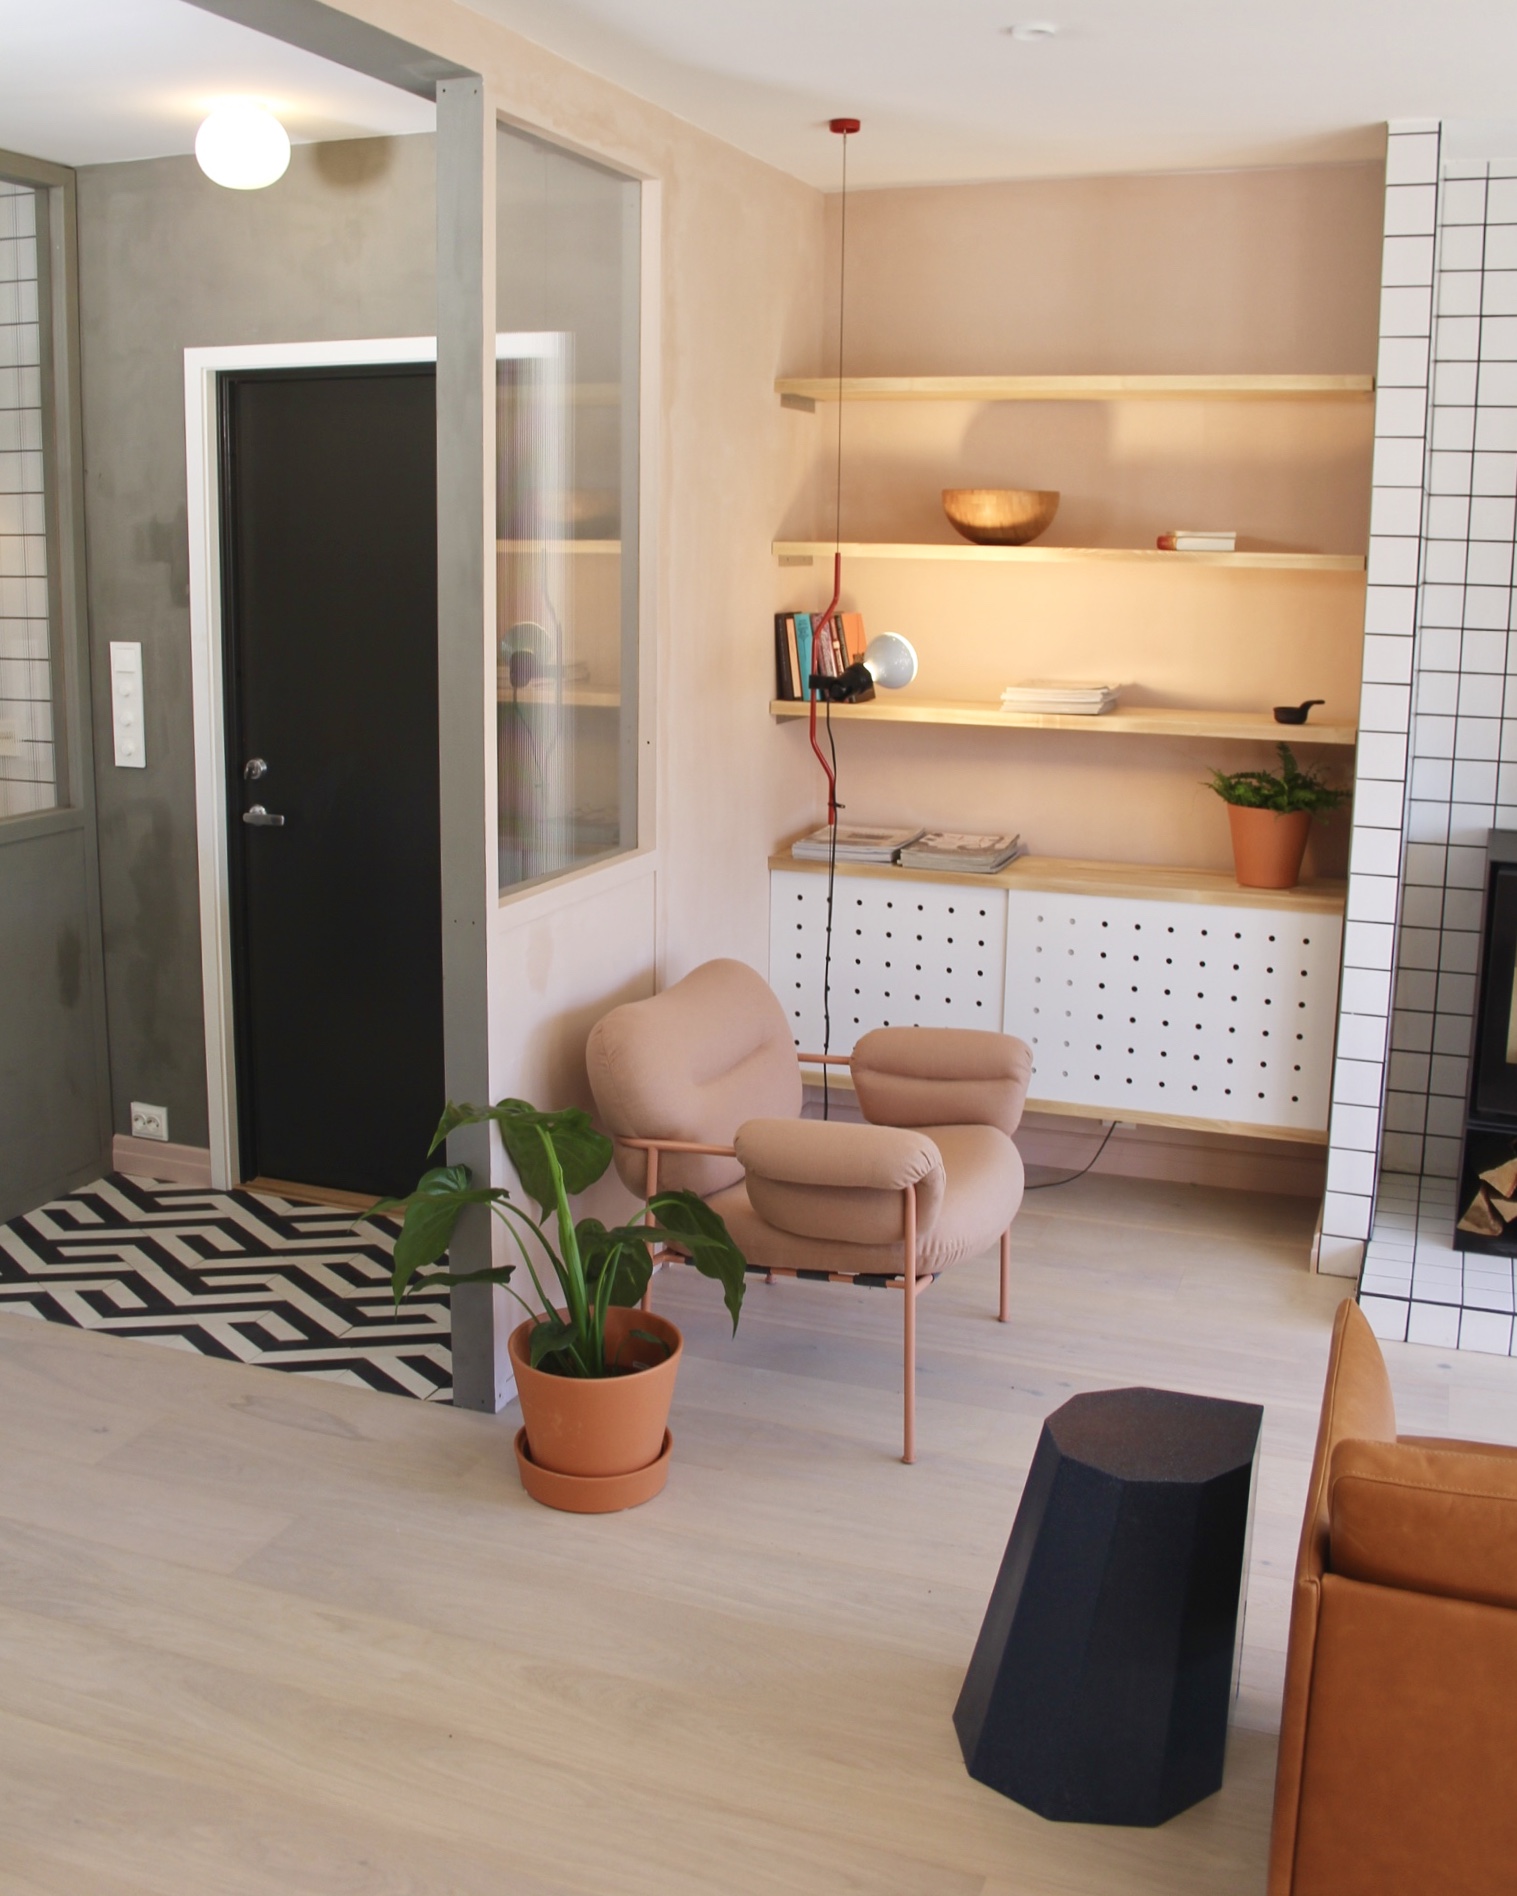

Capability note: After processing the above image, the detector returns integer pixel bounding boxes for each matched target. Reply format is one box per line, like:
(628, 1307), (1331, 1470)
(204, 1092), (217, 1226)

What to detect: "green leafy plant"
(372, 1099), (747, 1378)
(1205, 743), (1348, 816)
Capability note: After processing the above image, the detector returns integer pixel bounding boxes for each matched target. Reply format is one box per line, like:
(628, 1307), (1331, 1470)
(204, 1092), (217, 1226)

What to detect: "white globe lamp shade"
(195, 103), (291, 191)
(863, 631), (918, 691)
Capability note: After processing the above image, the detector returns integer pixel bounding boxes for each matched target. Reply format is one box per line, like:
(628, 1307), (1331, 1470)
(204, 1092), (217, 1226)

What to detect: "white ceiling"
(0, 0), (432, 169)
(459, 0), (1517, 186)
(4, 0), (1516, 185)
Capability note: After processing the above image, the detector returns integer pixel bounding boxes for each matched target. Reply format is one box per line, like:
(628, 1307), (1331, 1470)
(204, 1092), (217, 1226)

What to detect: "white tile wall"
(1319, 122), (1439, 1279)
(1343, 135), (1517, 1353)
(0, 179), (55, 819)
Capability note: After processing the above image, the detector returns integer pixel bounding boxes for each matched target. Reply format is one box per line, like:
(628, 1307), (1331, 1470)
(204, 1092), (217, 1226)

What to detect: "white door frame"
(184, 337), (436, 1189)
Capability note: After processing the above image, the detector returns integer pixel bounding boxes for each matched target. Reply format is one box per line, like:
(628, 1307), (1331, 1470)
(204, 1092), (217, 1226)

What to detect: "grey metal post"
(436, 77), (506, 1411)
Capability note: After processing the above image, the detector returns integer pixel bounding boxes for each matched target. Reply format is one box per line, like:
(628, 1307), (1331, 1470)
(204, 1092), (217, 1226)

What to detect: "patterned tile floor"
(0, 1173), (450, 1399)
(1359, 1169), (1517, 1355)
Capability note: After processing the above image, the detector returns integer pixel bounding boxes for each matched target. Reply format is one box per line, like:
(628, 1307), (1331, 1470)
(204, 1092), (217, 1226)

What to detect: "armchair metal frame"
(616, 1052), (1011, 1464)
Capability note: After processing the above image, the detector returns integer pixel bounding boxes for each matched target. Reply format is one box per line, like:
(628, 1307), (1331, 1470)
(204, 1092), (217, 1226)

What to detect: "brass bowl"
(942, 487), (1060, 546)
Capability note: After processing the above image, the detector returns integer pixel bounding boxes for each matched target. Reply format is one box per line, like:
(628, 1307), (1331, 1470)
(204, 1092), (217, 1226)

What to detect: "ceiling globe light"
(1006, 21), (1059, 40)
(195, 102), (291, 190)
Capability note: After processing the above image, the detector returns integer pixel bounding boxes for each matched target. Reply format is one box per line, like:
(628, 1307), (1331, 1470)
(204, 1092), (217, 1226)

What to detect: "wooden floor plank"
(2, 1174), (1515, 1892)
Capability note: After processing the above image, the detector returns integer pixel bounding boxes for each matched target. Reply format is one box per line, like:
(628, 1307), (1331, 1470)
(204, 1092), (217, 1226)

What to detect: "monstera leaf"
(371, 1165), (509, 1302)
(650, 1189), (748, 1331)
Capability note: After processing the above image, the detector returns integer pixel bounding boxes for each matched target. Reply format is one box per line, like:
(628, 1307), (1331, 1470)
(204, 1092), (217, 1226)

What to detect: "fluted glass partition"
(496, 124), (639, 892)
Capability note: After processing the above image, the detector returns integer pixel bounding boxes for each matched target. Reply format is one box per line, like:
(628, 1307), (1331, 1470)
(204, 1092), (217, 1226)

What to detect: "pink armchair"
(585, 959), (1030, 1461)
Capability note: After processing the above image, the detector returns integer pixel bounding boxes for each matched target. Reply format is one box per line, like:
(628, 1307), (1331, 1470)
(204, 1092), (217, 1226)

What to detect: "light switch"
(110, 641), (146, 768)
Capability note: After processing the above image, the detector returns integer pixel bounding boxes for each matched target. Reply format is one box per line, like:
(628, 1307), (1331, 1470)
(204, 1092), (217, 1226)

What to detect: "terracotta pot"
(508, 1305), (682, 1483)
(1226, 804), (1312, 890)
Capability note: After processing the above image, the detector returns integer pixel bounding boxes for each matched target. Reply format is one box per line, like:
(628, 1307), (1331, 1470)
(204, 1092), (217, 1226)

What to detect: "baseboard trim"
(111, 1135), (214, 1187)
(801, 1089), (1328, 1197)
(1014, 1112), (1328, 1199)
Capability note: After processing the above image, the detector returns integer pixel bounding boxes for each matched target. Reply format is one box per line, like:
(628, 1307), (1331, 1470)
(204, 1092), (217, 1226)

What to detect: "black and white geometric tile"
(0, 1173), (451, 1400)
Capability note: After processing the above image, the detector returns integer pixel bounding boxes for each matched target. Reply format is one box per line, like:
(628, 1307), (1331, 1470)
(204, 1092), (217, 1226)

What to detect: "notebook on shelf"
(791, 823), (924, 864)
(1000, 680), (1120, 715)
(897, 831), (1026, 874)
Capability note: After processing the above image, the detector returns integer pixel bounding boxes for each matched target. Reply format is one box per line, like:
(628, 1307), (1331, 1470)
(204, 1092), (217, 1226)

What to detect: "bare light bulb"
(195, 102), (291, 191)
(863, 633), (918, 691)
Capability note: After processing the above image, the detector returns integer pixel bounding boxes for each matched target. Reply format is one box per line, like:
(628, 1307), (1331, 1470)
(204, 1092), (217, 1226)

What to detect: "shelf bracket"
(779, 392), (817, 413)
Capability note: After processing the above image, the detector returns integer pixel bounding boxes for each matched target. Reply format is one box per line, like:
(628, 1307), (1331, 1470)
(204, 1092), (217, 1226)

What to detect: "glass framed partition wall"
(495, 124), (640, 894)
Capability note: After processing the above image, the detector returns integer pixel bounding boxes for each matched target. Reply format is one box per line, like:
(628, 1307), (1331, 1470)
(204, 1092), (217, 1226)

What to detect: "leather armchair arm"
(850, 1025), (1033, 1138)
(734, 1117), (945, 1244)
(1330, 1436), (1517, 1612)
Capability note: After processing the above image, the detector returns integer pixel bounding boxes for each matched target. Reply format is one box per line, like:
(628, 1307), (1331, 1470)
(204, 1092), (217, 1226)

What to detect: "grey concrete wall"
(76, 134), (435, 1146)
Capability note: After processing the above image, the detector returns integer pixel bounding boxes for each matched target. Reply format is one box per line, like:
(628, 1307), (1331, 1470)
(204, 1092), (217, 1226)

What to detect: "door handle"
(242, 804), (286, 827)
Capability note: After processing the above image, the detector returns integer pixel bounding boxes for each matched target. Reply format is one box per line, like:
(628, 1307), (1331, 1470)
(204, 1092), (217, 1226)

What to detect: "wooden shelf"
(769, 698), (1356, 746)
(497, 540), (621, 556)
(774, 540), (1364, 572)
(776, 373), (1374, 405)
(771, 850), (1347, 915)
(498, 685), (621, 708)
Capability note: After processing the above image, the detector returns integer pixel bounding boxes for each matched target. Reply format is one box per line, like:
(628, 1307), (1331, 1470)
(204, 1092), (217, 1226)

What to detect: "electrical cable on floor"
(1024, 1122), (1117, 1190)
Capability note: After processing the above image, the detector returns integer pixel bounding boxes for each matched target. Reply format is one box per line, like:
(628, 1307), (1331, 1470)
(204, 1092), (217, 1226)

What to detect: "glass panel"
(496, 124), (639, 893)
(0, 179), (58, 819)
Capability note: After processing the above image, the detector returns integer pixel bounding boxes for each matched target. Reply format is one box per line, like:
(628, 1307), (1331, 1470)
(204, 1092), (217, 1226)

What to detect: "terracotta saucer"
(513, 1427), (673, 1513)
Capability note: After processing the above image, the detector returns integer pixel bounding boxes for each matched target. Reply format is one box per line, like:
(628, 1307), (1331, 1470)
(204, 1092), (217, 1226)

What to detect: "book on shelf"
(794, 612), (814, 692)
(1157, 530), (1237, 553)
(774, 613), (799, 699)
(897, 831), (1026, 874)
(1000, 680), (1120, 715)
(791, 823), (924, 864)
(840, 611), (867, 666)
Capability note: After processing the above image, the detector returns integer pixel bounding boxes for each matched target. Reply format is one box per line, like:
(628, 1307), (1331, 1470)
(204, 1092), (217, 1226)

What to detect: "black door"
(220, 365), (443, 1198)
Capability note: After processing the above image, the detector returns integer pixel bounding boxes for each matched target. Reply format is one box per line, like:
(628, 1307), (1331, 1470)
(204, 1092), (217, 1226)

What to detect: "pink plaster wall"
(776, 162), (1385, 879)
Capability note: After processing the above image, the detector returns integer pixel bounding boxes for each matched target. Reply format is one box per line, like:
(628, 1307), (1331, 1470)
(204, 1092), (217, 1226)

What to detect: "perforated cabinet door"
(1002, 892), (1342, 1134)
(770, 870), (1008, 1054)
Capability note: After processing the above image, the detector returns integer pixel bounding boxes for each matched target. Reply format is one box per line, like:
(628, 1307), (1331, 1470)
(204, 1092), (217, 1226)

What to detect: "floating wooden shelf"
(497, 540), (621, 556)
(775, 373), (1375, 405)
(769, 698), (1357, 745)
(773, 540), (1364, 572)
(770, 849), (1346, 914)
(498, 684), (621, 708)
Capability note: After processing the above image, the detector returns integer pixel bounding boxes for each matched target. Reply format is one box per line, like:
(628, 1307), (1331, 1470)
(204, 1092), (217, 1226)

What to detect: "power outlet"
(130, 1101), (169, 1142)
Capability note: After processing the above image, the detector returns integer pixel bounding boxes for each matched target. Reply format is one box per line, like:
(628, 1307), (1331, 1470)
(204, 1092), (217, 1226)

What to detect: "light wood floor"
(5, 1173), (1517, 1895)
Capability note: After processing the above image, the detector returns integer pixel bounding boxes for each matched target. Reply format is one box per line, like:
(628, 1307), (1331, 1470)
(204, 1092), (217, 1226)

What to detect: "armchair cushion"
(586, 959), (802, 1197)
(851, 1026), (1033, 1139)
(1329, 1437), (1517, 1613)
(734, 1118), (946, 1245)
(715, 1122), (1022, 1277)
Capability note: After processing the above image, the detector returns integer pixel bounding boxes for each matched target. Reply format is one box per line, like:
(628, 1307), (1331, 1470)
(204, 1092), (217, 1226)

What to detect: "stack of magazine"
(898, 831), (1025, 874)
(791, 823), (924, 864)
(1000, 680), (1120, 716)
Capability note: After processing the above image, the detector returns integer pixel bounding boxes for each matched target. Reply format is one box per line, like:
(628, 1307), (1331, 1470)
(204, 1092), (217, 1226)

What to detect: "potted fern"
(375, 1098), (747, 1512)
(1205, 744), (1348, 889)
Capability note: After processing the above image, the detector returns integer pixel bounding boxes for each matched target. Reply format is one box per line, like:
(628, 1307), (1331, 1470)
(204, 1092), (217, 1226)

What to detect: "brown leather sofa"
(1269, 1298), (1517, 1895)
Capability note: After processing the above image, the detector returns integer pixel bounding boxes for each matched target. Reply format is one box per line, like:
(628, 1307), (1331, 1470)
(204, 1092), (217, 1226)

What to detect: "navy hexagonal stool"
(954, 1385), (1263, 1827)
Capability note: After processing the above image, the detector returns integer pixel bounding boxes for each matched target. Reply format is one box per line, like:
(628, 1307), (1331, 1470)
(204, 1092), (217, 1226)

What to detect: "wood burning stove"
(1457, 831), (1517, 1250)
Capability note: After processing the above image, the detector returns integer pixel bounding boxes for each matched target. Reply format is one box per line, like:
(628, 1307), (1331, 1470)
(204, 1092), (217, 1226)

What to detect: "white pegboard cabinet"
(769, 867), (1343, 1137)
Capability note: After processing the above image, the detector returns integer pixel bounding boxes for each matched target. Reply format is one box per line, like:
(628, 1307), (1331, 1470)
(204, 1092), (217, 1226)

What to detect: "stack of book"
(898, 832), (1025, 874)
(1000, 680), (1120, 716)
(1157, 529), (1236, 553)
(774, 610), (868, 699)
(791, 823), (924, 863)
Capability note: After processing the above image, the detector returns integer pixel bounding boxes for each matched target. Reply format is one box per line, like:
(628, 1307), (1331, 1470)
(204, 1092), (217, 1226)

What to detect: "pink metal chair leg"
(999, 1227), (1011, 1323)
(903, 1183), (917, 1465)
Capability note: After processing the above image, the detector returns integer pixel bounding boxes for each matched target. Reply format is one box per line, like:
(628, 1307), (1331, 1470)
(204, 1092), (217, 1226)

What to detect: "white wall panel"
(1003, 893), (1340, 1133)
(771, 868), (1339, 1135)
